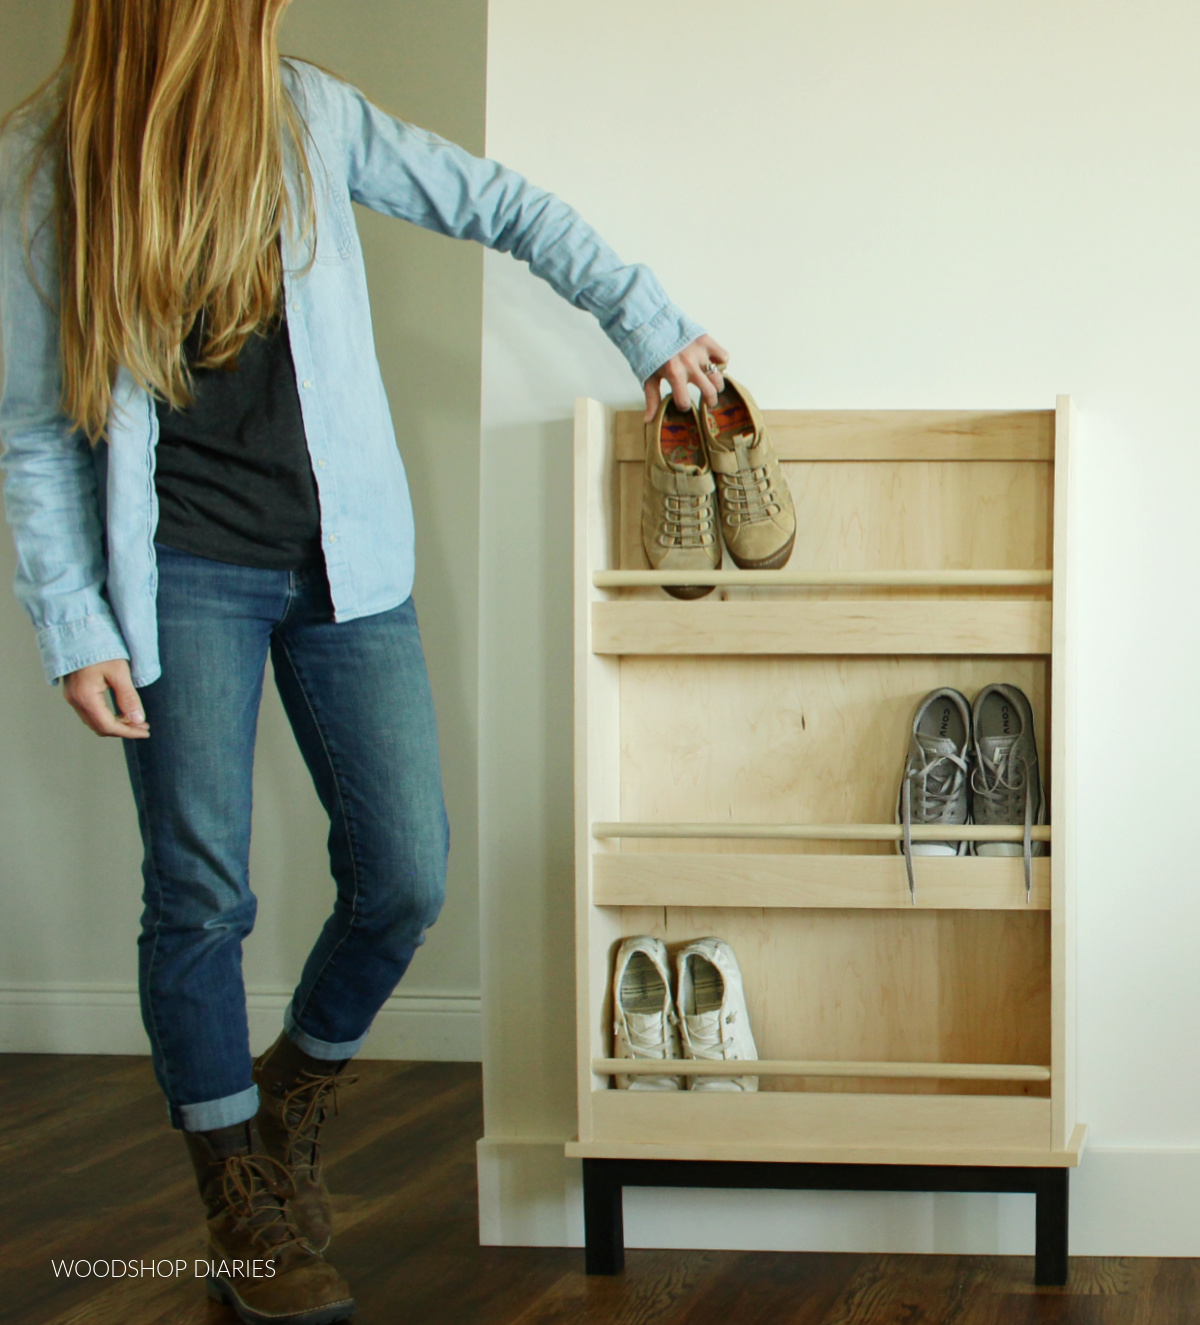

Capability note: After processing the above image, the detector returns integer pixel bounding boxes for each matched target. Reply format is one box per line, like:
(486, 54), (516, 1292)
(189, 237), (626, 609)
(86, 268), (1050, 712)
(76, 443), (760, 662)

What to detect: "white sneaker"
(675, 938), (759, 1092)
(612, 936), (682, 1090)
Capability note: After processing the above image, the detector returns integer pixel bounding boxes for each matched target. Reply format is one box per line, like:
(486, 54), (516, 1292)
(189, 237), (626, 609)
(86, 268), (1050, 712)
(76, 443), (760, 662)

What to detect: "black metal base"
(582, 1158), (1069, 1286)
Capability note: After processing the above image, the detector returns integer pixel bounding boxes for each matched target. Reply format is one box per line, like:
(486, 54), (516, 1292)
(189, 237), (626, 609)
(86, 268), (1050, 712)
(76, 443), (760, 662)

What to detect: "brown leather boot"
(253, 1034), (355, 1253)
(184, 1120), (355, 1325)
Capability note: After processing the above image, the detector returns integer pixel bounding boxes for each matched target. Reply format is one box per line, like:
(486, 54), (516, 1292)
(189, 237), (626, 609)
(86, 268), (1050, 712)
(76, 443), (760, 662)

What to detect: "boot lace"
(220, 1153), (308, 1258)
(900, 749), (968, 903)
(280, 1070), (358, 1173)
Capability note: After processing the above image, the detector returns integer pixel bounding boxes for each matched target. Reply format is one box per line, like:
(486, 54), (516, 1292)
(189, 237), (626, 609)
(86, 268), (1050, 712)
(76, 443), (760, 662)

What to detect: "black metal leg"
(1034, 1169), (1070, 1286)
(583, 1159), (625, 1275)
(577, 1158), (1071, 1286)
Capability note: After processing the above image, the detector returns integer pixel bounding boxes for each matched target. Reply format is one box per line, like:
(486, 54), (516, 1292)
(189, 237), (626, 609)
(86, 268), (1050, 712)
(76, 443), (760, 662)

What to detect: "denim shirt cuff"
(36, 614), (132, 685)
(616, 304), (708, 384)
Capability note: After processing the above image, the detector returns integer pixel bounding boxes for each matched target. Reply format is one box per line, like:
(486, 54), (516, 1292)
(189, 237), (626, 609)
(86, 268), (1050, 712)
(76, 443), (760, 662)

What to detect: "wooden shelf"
(567, 1116), (1088, 1170)
(595, 1059), (1050, 1082)
(573, 1092), (1078, 1167)
(593, 852), (1051, 910)
(592, 599), (1052, 656)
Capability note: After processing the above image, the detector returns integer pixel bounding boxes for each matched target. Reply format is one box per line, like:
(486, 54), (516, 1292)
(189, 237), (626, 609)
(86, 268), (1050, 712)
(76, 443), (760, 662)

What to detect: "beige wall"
(477, 0), (1200, 1254)
(0, 0), (487, 1059)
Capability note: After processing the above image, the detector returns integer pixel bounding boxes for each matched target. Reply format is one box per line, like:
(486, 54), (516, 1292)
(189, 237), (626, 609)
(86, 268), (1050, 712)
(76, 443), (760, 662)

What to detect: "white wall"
(477, 0), (1200, 1253)
(0, 0), (487, 1062)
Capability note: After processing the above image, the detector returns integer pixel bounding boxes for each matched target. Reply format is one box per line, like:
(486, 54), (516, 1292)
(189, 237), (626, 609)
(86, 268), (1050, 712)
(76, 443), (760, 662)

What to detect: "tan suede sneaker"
(699, 376), (796, 570)
(642, 398), (721, 599)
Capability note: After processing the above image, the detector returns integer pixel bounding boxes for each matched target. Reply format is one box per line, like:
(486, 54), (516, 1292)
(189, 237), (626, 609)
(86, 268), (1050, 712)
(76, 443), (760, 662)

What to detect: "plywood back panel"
(618, 460), (1053, 596)
(615, 409), (1056, 462)
(616, 906), (1050, 1097)
(619, 655), (1049, 851)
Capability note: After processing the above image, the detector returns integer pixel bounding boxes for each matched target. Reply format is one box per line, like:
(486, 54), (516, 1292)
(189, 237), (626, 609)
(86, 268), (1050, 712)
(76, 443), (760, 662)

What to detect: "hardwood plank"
(0, 1054), (1189, 1325)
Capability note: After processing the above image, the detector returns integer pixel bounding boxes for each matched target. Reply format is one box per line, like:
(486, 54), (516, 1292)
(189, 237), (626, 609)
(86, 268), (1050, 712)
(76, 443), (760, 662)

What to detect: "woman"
(0, 3), (726, 1322)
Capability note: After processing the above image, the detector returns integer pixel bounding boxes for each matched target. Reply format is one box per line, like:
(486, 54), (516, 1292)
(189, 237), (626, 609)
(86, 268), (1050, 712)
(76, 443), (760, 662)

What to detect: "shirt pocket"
(315, 179), (358, 265)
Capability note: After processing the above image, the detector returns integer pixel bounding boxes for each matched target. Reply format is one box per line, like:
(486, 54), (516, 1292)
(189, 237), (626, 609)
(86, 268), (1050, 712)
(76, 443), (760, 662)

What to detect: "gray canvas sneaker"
(675, 937), (758, 1092)
(612, 936), (682, 1090)
(971, 683), (1046, 902)
(698, 376), (796, 570)
(642, 399), (720, 599)
(897, 688), (973, 902)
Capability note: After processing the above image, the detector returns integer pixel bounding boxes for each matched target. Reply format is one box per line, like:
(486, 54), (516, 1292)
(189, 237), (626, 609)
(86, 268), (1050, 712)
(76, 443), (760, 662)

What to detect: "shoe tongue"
(708, 427), (756, 454)
(626, 1012), (664, 1039)
(203, 1121), (254, 1160)
(980, 734), (1019, 765)
(916, 733), (959, 759)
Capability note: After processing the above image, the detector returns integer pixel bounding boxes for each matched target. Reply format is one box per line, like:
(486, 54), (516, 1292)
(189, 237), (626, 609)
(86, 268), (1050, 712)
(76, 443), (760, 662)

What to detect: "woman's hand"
(643, 334), (731, 421)
(63, 658), (150, 739)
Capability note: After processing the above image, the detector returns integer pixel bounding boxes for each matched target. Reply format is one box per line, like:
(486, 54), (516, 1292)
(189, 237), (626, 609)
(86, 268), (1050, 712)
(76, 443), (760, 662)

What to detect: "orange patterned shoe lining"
(660, 415), (705, 469)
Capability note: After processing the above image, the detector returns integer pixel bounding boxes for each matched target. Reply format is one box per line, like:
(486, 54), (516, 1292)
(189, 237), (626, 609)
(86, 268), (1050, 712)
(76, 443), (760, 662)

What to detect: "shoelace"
(220, 1152), (308, 1258)
(972, 749), (1036, 903)
(279, 1070), (358, 1172)
(658, 493), (715, 548)
(685, 1009), (740, 1062)
(616, 1009), (677, 1059)
(716, 438), (781, 526)
(900, 749), (968, 903)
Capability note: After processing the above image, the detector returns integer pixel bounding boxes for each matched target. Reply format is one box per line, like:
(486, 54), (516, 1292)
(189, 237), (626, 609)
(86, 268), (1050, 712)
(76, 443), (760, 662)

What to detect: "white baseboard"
(0, 983), (482, 1062)
(476, 1136), (1200, 1255)
(477, 1137), (586, 1247)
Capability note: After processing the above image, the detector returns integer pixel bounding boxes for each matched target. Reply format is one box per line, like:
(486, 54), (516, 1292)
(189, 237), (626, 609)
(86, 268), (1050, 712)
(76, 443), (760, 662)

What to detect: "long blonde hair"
(6, 0), (313, 442)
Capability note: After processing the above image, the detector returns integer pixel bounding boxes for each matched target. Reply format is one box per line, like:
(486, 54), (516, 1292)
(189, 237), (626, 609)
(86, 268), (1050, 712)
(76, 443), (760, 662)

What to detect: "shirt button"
(317, 459), (328, 469)
(328, 534), (339, 545)
(303, 379), (314, 390)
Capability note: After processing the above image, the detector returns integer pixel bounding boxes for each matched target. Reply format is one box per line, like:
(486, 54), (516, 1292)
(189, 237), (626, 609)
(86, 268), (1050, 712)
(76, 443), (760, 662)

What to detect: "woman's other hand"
(643, 334), (731, 421)
(63, 659), (150, 739)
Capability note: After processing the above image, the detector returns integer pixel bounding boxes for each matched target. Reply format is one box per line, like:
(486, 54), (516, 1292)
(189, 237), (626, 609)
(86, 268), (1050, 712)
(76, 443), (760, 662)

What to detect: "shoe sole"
(663, 582), (715, 600)
(207, 1277), (356, 1325)
(726, 528), (796, 571)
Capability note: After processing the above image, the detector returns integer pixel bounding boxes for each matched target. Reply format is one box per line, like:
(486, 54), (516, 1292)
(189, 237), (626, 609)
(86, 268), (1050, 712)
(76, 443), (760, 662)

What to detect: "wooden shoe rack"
(567, 397), (1083, 1284)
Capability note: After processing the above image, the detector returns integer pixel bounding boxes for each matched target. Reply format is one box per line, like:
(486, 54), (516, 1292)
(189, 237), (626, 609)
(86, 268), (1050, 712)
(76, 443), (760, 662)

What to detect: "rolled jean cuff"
(284, 1001), (368, 1061)
(176, 1084), (260, 1133)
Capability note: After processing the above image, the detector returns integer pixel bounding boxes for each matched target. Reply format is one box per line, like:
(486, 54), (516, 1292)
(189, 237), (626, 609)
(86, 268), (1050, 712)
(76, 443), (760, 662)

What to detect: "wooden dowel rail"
(592, 822), (1052, 843)
(594, 1059), (1052, 1082)
(593, 569), (1053, 589)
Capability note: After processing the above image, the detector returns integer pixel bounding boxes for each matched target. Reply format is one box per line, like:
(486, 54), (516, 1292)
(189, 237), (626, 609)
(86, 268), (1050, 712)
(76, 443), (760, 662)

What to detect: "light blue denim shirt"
(0, 59), (704, 686)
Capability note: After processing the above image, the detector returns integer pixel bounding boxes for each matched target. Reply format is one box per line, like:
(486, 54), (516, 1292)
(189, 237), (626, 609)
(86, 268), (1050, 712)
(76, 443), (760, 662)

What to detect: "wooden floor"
(0, 1054), (1191, 1325)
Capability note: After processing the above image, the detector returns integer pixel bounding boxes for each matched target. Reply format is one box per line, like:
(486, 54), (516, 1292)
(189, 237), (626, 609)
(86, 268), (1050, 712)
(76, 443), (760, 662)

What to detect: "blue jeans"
(124, 545), (448, 1132)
